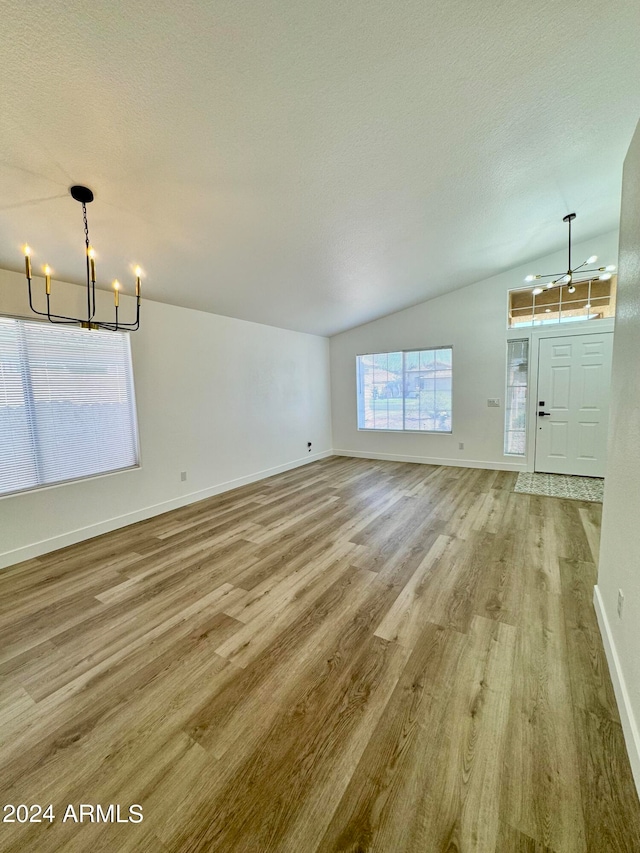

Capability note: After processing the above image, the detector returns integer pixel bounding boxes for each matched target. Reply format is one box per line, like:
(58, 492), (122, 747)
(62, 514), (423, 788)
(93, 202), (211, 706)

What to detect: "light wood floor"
(1, 457), (639, 852)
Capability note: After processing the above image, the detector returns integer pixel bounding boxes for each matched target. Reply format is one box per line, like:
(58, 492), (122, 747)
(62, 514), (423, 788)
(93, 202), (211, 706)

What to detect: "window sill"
(0, 463), (141, 501)
(357, 428), (453, 435)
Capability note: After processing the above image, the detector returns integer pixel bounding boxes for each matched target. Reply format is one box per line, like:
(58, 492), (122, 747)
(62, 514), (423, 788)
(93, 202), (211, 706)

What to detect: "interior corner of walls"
(593, 585), (640, 797)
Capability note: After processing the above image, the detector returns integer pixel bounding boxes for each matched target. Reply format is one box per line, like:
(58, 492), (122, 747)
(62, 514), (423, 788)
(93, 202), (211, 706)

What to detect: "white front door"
(535, 332), (613, 477)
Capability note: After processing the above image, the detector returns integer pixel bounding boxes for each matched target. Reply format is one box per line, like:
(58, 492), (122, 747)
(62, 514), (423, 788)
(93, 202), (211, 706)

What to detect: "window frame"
(356, 345), (453, 434)
(0, 315), (141, 500)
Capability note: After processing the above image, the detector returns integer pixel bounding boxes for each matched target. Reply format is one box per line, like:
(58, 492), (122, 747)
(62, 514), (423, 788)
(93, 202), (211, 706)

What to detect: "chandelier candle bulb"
(113, 280), (120, 307)
(88, 247), (96, 283)
(24, 245), (32, 279)
(44, 265), (51, 295)
(134, 266), (141, 298)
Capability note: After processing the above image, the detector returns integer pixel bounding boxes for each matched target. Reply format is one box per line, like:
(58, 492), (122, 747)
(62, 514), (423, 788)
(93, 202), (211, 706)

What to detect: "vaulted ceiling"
(1, 0), (639, 336)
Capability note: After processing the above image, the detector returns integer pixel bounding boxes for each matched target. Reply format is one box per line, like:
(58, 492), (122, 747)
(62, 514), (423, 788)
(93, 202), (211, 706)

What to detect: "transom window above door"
(508, 276), (616, 328)
(356, 348), (452, 433)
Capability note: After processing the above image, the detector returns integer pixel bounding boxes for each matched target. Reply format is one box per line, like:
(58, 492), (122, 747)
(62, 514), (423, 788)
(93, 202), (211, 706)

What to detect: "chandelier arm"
(96, 321), (127, 331)
(36, 306), (94, 324)
(114, 298), (140, 331)
(103, 318), (140, 331)
(47, 309), (97, 323)
(96, 300), (140, 331)
(101, 318), (139, 331)
(573, 262), (608, 275)
(91, 317), (118, 331)
(26, 278), (47, 317)
(94, 309), (141, 331)
(45, 293), (84, 324)
(26, 278), (82, 323)
(112, 324), (139, 331)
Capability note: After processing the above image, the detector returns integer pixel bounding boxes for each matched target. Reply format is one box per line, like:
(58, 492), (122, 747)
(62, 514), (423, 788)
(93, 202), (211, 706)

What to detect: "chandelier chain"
(82, 202), (90, 250)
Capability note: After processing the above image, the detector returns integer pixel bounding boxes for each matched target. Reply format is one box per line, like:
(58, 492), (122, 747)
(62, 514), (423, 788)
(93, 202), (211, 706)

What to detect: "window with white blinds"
(0, 318), (139, 497)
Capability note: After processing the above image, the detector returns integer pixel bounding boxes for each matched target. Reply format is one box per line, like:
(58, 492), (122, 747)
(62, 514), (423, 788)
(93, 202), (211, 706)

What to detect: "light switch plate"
(487, 398), (500, 407)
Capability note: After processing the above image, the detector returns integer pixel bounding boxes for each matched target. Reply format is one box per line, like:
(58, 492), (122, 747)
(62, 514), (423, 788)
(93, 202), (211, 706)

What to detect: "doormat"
(514, 472), (604, 503)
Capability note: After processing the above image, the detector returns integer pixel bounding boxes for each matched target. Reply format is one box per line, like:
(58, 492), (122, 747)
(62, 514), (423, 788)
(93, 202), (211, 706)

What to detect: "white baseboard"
(593, 584), (640, 796)
(0, 450), (333, 571)
(333, 449), (526, 472)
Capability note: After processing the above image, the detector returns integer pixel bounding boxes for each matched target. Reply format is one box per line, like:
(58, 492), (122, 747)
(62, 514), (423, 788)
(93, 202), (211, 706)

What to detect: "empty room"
(1, 1), (640, 851)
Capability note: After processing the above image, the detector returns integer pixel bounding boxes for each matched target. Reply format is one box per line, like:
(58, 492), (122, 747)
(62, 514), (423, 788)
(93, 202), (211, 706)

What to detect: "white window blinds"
(0, 318), (139, 497)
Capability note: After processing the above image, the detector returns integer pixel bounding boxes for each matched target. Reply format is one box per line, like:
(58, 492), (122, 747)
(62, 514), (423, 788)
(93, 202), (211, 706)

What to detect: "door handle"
(538, 411), (551, 417)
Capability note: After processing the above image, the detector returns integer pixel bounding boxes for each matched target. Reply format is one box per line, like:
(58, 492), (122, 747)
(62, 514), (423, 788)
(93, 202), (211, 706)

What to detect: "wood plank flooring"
(0, 456), (638, 852)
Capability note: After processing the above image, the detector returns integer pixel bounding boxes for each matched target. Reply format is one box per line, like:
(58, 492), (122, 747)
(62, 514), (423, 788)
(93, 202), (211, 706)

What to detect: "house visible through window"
(0, 318), (139, 497)
(356, 347), (452, 432)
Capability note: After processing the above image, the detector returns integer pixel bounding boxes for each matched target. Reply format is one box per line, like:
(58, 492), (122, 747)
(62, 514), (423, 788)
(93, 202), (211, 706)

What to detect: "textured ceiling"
(0, 0), (639, 336)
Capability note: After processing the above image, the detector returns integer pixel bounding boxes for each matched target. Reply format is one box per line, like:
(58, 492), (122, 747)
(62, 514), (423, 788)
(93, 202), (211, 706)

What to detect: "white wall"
(0, 269), (332, 569)
(595, 119), (640, 793)
(330, 230), (619, 471)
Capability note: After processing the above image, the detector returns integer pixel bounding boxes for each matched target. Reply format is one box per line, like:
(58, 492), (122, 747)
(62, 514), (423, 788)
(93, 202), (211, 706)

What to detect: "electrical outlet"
(180, 471), (187, 482)
(487, 398), (500, 408)
(458, 442), (464, 450)
(618, 589), (624, 619)
(307, 441), (312, 453)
